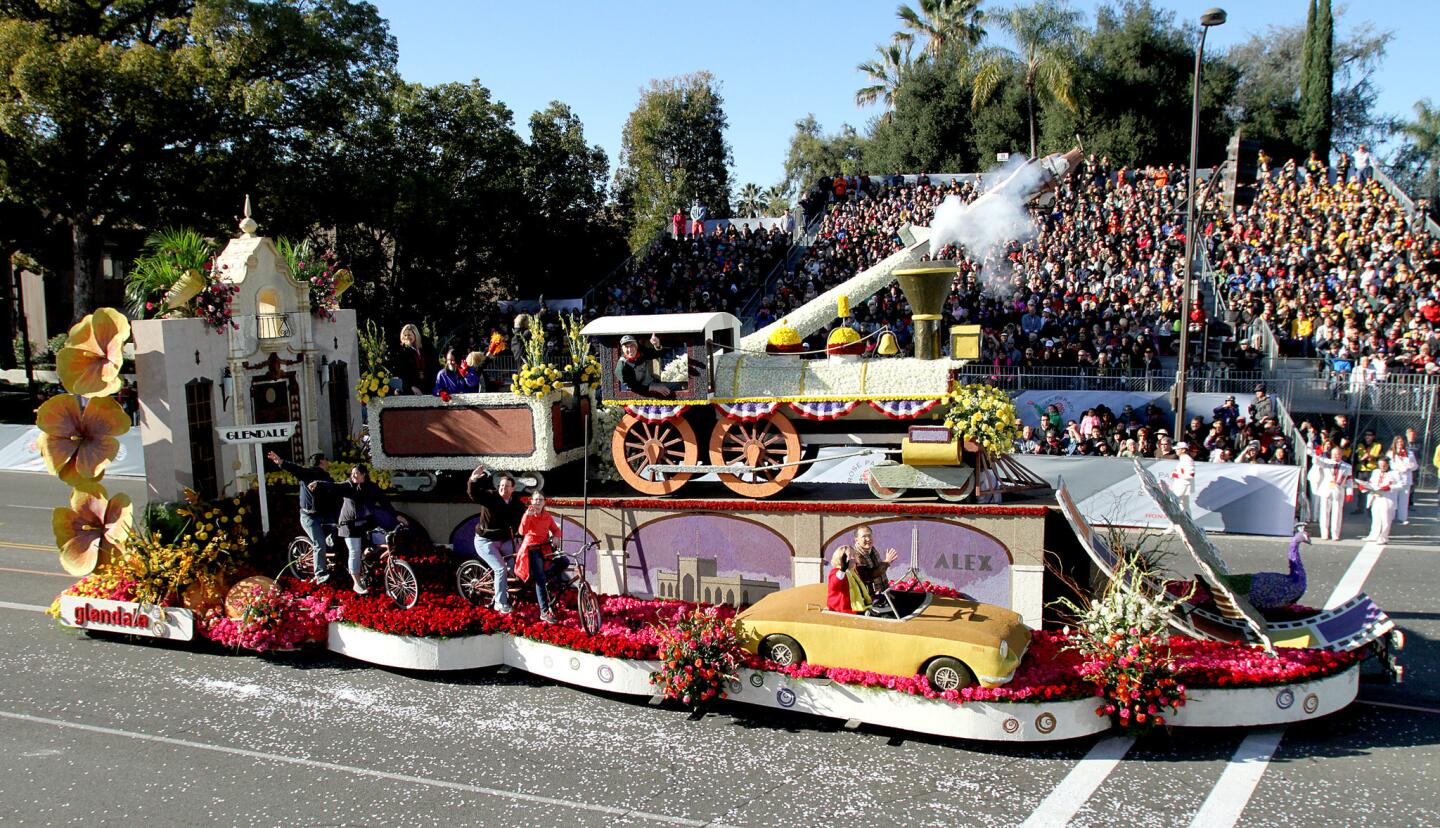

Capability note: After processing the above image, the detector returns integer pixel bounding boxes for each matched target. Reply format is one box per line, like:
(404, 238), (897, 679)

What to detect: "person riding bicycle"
(311, 465), (405, 595)
(468, 464), (526, 614)
(516, 491), (560, 623)
(267, 450), (335, 583)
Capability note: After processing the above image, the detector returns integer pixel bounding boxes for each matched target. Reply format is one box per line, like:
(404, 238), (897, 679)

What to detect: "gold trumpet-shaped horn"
(162, 268), (207, 310)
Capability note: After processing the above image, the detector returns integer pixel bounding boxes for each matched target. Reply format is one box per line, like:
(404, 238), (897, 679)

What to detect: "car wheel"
(925, 657), (975, 692)
(761, 634), (805, 667)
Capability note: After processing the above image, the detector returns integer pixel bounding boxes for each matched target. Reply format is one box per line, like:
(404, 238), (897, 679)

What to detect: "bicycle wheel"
(456, 559), (495, 608)
(576, 582), (602, 635)
(289, 537), (315, 580)
(385, 559), (418, 609)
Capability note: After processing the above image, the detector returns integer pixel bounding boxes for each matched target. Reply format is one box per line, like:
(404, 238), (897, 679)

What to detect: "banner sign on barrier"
(58, 595), (194, 641)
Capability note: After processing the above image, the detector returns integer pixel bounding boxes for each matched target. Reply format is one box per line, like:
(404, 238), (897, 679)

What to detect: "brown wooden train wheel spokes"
(611, 413), (698, 496)
(708, 411), (802, 498)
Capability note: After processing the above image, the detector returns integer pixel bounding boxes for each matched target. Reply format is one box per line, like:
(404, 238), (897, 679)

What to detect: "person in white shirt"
(1387, 437), (1419, 525)
(1312, 446), (1353, 541)
(1170, 442), (1196, 516)
(1353, 143), (1375, 181)
(1362, 457), (1401, 543)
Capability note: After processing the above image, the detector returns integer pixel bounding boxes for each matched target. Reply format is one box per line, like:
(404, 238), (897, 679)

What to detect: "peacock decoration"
(1221, 523), (1311, 611)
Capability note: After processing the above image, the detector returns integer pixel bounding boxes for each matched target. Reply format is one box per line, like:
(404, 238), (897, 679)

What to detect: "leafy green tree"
(1227, 15), (1391, 160)
(864, 53), (979, 174)
(320, 80), (530, 334)
(0, 0), (396, 322)
(614, 72), (732, 253)
(1042, 1), (1236, 166)
(1297, 0), (1334, 156)
(855, 39), (925, 120)
(971, 0), (1082, 158)
(780, 115), (866, 196)
(1393, 99), (1440, 202)
(894, 0), (984, 58)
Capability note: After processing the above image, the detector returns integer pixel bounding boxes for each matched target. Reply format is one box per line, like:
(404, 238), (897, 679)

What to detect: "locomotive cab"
(582, 312), (741, 403)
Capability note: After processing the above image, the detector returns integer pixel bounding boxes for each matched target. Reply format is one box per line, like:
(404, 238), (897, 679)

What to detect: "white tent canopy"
(581, 312), (740, 341)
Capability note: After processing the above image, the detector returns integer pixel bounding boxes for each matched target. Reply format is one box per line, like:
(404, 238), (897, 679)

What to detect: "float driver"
(617, 333), (681, 398)
(851, 525), (899, 612)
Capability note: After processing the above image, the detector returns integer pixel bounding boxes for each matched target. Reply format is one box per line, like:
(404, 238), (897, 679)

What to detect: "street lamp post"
(1174, 7), (1227, 440)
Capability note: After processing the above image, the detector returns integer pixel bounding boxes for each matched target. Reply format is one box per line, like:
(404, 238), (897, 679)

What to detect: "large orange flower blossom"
(57, 307), (130, 398)
(36, 395), (130, 485)
(51, 486), (133, 576)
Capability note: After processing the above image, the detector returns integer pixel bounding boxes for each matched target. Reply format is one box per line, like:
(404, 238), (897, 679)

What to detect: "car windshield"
(887, 590), (929, 619)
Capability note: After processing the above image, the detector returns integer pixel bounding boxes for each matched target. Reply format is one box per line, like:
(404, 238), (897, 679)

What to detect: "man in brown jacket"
(850, 524), (898, 597)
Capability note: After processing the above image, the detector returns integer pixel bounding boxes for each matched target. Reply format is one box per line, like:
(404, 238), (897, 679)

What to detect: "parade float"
(42, 177), (1401, 744)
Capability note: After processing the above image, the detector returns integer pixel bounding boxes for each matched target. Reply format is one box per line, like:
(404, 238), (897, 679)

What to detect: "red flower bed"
(286, 576), (1361, 705)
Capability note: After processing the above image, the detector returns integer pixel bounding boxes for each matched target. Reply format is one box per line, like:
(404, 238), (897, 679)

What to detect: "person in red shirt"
(516, 492), (560, 623)
(826, 545), (870, 614)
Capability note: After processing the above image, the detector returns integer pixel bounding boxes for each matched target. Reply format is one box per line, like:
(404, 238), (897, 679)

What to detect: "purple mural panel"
(822, 519), (1012, 608)
(625, 514), (793, 606)
(448, 513), (598, 585)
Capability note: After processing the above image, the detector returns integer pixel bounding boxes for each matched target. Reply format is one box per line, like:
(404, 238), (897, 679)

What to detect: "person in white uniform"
(1387, 436), (1419, 525)
(1361, 457), (1401, 543)
(1313, 446), (1353, 541)
(1170, 442), (1196, 516)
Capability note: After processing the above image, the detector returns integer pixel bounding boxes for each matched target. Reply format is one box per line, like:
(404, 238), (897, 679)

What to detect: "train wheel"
(864, 462), (906, 500)
(612, 413), (698, 496)
(936, 475), (975, 502)
(708, 411), (802, 498)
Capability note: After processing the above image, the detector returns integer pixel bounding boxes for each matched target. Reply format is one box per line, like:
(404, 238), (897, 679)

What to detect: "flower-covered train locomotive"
(582, 259), (1016, 500)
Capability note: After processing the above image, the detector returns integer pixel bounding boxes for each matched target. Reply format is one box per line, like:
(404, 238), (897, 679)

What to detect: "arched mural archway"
(822, 517), (1014, 608)
(625, 513), (793, 606)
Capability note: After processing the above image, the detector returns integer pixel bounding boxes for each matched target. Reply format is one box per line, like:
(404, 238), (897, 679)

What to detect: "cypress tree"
(1297, 0), (1334, 157)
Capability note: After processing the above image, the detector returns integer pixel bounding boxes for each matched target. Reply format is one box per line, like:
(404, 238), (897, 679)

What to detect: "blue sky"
(371, 1), (1436, 191)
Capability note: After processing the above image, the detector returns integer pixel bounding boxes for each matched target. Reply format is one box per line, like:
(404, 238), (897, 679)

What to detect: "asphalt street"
(0, 469), (1437, 827)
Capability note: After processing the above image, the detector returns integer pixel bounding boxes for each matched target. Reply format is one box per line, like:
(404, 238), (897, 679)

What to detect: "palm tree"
(970, 0), (1082, 158)
(1398, 99), (1440, 200)
(735, 183), (765, 217)
(764, 185), (791, 217)
(124, 228), (215, 316)
(895, 0), (985, 58)
(856, 39), (927, 122)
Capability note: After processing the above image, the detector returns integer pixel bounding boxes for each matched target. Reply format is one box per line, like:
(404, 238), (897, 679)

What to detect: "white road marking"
(0, 601), (47, 613)
(1357, 699), (1440, 715)
(0, 565), (68, 578)
(6, 504), (53, 510)
(1325, 540), (1386, 608)
(0, 709), (725, 826)
(1187, 727), (1285, 828)
(1018, 735), (1136, 828)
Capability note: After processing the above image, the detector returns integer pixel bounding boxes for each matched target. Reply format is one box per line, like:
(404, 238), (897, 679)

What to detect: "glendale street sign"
(215, 420), (299, 532)
(217, 421), (297, 445)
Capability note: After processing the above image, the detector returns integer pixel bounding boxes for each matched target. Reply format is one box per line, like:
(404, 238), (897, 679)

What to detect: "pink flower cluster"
(199, 590), (341, 653)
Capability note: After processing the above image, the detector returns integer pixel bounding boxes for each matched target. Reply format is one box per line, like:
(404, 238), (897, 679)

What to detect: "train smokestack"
(893, 260), (958, 360)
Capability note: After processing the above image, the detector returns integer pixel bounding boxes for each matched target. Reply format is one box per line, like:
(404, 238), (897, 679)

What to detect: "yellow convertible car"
(737, 584), (1031, 690)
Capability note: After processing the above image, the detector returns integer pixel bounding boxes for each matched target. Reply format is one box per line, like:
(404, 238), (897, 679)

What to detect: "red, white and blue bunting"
(623, 404), (686, 424)
(788, 400), (861, 421)
(868, 398), (942, 420)
(716, 401), (781, 422)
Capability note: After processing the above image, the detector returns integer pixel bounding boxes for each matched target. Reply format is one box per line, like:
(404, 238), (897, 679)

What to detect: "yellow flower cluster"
(942, 383), (1020, 458)
(119, 495), (254, 605)
(46, 563), (132, 618)
(512, 363), (563, 397)
(355, 370), (391, 405)
(563, 354), (601, 386)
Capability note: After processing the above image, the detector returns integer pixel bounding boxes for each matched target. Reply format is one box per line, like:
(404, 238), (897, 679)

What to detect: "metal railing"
(256, 313), (292, 341)
(953, 364), (1176, 393)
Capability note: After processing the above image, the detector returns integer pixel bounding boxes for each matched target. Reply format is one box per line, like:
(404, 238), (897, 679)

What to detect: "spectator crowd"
(1012, 387), (1294, 465)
